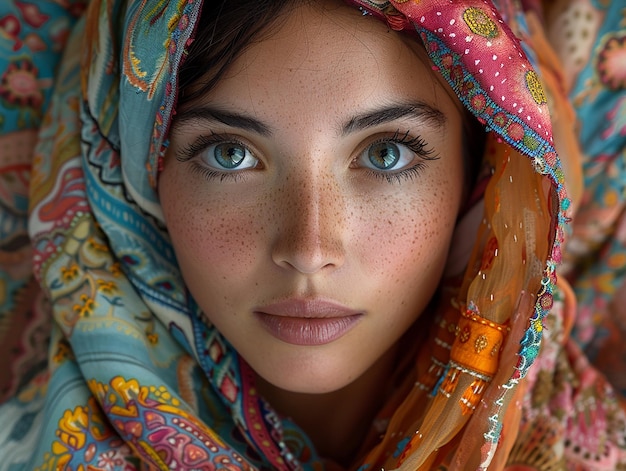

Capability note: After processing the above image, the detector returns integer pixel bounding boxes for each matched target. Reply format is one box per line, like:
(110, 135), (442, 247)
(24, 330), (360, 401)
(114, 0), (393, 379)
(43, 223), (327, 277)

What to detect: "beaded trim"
(450, 304), (510, 377)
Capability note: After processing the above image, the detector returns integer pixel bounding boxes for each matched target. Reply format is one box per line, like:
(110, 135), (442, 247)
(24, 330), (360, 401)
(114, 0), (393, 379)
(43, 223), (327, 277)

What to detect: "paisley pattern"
(0, 0), (625, 470)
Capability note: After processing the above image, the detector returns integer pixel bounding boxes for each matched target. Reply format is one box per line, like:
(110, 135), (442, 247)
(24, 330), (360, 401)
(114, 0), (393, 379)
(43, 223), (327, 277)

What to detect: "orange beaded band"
(449, 306), (510, 377)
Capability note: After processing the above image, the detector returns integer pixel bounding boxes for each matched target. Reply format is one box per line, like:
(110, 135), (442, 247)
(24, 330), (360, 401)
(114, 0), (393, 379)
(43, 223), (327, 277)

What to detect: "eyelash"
(385, 130), (434, 157)
(364, 130), (438, 184)
(176, 133), (254, 182)
(175, 130), (439, 184)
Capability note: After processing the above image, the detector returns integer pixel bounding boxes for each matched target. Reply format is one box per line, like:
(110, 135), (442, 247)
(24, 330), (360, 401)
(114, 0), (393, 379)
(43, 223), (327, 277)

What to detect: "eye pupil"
(215, 143), (246, 168)
(368, 142), (400, 169)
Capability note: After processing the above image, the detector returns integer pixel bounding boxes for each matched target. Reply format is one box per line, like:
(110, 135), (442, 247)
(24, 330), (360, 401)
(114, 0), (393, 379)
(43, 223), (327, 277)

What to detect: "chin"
(267, 375), (354, 395)
(249, 352), (364, 395)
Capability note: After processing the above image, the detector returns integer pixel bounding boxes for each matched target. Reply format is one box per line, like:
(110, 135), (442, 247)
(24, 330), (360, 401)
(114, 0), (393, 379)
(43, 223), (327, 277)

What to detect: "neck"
(255, 344), (399, 467)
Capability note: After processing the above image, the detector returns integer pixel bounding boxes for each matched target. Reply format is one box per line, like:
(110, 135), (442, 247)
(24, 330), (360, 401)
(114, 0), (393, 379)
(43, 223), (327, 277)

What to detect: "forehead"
(173, 0), (463, 139)
(196, 2), (461, 120)
(234, 4), (414, 71)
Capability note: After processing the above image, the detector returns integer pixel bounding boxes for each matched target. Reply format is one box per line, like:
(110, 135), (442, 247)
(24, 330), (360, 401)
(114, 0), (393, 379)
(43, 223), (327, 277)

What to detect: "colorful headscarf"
(0, 0), (625, 470)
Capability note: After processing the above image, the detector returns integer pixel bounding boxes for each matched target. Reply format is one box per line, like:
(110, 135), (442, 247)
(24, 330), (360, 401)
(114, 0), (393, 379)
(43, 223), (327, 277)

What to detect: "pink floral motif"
(24, 33), (47, 52)
(506, 122), (525, 141)
(97, 449), (133, 470)
(471, 93), (487, 112)
(597, 32), (626, 91)
(14, 0), (49, 28)
(0, 14), (21, 39)
(0, 59), (43, 109)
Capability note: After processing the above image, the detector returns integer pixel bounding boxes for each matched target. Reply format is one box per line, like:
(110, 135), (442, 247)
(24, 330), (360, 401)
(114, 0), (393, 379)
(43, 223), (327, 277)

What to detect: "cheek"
(354, 170), (462, 287)
(159, 170), (266, 285)
(356, 206), (446, 312)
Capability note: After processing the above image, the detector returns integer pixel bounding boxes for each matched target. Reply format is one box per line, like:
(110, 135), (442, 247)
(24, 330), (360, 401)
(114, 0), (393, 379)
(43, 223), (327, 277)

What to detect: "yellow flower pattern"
(60, 264), (80, 283)
(72, 294), (96, 317)
(41, 376), (244, 470)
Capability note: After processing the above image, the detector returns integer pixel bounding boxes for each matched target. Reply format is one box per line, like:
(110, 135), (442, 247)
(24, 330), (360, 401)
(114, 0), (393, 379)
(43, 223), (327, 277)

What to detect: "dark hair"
(178, 0), (299, 106)
(177, 0), (484, 188)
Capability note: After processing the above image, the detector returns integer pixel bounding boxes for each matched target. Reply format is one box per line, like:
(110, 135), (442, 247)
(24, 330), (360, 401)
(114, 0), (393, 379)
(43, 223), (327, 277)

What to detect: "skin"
(159, 0), (465, 463)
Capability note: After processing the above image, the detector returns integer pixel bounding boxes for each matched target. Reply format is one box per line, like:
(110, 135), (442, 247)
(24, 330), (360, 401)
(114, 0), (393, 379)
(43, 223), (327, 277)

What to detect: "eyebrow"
(174, 107), (273, 136)
(341, 102), (447, 135)
(173, 101), (446, 136)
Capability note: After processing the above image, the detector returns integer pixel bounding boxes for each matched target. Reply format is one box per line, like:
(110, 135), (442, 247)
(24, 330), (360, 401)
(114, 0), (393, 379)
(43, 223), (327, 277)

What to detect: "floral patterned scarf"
(0, 0), (624, 470)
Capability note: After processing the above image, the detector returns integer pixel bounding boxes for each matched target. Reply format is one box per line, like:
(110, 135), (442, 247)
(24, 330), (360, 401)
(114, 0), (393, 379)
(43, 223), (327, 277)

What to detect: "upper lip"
(254, 298), (361, 318)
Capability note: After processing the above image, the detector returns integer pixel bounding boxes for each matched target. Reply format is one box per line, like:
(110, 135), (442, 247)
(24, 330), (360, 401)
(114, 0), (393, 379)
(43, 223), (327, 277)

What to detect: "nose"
(271, 173), (346, 274)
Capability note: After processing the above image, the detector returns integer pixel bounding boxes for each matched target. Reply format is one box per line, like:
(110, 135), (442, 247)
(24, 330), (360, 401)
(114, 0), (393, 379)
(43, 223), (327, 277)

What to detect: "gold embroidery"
(463, 7), (498, 39)
(525, 70), (547, 104)
(459, 325), (471, 343)
(474, 334), (489, 353)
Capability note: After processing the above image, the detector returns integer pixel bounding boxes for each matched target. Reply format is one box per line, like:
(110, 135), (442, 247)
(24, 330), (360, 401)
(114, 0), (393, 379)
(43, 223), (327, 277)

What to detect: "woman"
(0, 0), (624, 470)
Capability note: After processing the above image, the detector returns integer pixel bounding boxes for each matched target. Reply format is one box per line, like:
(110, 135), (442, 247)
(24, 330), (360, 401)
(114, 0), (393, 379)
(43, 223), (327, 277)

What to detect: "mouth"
(253, 298), (363, 346)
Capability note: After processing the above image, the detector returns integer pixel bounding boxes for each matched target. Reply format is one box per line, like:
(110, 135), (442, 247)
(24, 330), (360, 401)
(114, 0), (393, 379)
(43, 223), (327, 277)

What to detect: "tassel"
(439, 368), (460, 398)
(459, 378), (488, 415)
(416, 358), (446, 393)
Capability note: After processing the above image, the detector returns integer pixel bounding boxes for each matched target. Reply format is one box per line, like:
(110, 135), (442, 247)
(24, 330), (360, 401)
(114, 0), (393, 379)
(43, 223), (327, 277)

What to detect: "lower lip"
(255, 313), (362, 346)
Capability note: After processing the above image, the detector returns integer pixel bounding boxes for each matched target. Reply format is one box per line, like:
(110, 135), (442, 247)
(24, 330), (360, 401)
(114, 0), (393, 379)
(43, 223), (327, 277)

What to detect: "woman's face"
(159, 1), (465, 394)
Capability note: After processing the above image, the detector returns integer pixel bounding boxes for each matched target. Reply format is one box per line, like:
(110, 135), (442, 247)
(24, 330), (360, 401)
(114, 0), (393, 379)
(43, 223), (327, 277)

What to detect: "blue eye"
(202, 141), (259, 170)
(360, 140), (417, 172)
(215, 143), (246, 168)
(367, 142), (401, 170)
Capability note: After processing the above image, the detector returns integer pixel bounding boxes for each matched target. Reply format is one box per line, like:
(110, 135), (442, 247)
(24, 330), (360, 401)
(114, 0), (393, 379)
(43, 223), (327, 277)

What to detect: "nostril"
(271, 221), (345, 274)
(272, 236), (344, 274)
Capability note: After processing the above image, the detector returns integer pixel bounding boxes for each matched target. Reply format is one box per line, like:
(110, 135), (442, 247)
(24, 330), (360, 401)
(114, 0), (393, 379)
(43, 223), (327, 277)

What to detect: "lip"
(254, 299), (363, 346)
